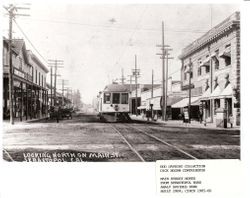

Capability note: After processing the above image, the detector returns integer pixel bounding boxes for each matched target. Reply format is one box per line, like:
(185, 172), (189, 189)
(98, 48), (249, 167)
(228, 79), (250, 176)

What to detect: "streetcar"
(96, 83), (131, 122)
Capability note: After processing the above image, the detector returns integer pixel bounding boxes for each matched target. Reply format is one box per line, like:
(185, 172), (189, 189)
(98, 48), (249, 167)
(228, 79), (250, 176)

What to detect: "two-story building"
(179, 12), (240, 126)
(3, 38), (49, 121)
(27, 50), (49, 118)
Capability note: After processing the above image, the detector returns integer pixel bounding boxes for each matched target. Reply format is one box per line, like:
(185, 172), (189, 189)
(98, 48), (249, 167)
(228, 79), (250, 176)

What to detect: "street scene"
(2, 4), (240, 162)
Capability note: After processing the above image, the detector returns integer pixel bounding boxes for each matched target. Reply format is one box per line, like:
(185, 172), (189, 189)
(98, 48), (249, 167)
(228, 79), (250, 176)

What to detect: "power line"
(112, 5), (148, 71)
(19, 17), (209, 33)
(13, 19), (49, 65)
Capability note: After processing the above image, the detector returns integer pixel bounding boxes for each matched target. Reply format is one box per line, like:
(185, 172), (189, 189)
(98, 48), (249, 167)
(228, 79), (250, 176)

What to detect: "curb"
(130, 117), (240, 131)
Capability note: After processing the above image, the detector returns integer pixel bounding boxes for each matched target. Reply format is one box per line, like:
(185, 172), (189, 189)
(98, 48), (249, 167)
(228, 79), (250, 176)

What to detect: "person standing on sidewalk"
(229, 114), (234, 128)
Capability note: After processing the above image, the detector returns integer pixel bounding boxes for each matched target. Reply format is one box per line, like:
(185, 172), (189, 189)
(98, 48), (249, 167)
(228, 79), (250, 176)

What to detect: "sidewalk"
(2, 116), (48, 128)
(130, 115), (240, 131)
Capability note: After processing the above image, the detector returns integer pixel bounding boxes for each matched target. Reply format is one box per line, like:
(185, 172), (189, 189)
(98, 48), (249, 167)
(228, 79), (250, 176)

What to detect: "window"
(225, 56), (231, 66)
(3, 47), (8, 65)
(39, 72), (41, 86)
(224, 44), (231, 66)
(19, 57), (23, 69)
(112, 93), (120, 104)
(35, 70), (37, 83)
(205, 65), (210, 73)
(214, 50), (220, 70)
(198, 66), (201, 76)
(104, 93), (111, 104)
(41, 74), (43, 87)
(121, 93), (128, 104)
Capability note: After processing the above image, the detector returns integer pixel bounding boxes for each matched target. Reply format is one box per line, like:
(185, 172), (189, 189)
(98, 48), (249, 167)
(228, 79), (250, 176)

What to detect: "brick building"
(179, 12), (240, 126)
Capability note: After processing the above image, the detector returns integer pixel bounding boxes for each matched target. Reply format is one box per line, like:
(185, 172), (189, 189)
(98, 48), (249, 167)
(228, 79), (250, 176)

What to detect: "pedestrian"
(181, 112), (185, 123)
(199, 109), (203, 124)
(54, 105), (60, 123)
(146, 110), (150, 121)
(229, 114), (234, 128)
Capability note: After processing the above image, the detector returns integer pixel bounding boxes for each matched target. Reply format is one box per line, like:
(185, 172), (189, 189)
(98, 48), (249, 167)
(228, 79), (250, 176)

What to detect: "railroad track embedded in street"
(109, 124), (145, 162)
(125, 124), (198, 160)
(110, 123), (198, 161)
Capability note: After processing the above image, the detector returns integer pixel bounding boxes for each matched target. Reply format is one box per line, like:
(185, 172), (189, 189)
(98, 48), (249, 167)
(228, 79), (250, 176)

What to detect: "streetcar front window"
(104, 93), (111, 104)
(112, 93), (120, 104)
(121, 93), (128, 104)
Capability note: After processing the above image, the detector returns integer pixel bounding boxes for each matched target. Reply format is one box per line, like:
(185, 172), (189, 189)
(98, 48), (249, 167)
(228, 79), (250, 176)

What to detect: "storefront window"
(121, 93), (128, 104)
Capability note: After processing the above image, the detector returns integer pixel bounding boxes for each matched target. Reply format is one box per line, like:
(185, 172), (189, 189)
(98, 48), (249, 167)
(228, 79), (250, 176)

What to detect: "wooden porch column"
(26, 83), (28, 120)
(20, 82), (23, 121)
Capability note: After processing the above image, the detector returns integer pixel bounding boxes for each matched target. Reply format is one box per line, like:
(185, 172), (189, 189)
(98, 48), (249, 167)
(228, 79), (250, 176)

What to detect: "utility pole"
(156, 21), (170, 121)
(132, 55), (140, 116)
(48, 59), (64, 106)
(135, 55), (138, 116)
(58, 79), (69, 106)
(50, 66), (53, 106)
(4, 4), (30, 124)
(8, 6), (14, 125)
(165, 48), (174, 121)
(128, 75), (133, 93)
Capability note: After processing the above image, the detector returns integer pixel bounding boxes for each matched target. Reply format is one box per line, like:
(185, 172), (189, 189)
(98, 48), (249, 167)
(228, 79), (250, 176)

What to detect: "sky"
(1, 3), (239, 104)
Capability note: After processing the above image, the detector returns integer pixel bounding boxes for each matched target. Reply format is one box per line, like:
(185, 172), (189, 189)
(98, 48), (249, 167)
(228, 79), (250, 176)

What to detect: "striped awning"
(200, 88), (211, 100)
(219, 48), (231, 58)
(220, 84), (232, 98)
(172, 96), (200, 108)
(200, 57), (210, 67)
(210, 86), (222, 98)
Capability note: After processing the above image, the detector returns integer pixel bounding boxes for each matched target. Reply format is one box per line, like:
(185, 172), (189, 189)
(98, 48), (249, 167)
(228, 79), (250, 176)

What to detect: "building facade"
(3, 38), (49, 121)
(179, 12), (240, 126)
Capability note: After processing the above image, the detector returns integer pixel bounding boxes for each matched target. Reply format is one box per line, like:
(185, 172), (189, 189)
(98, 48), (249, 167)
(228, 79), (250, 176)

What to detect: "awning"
(137, 106), (146, 110)
(172, 96), (200, 108)
(166, 96), (183, 106)
(210, 86), (222, 98)
(211, 52), (219, 60)
(219, 48), (231, 58)
(220, 84), (233, 98)
(200, 57), (210, 67)
(200, 88), (211, 100)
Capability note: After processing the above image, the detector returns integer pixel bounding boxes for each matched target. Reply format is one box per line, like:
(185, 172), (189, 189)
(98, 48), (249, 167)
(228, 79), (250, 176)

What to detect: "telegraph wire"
(13, 19), (49, 65)
(19, 17), (209, 33)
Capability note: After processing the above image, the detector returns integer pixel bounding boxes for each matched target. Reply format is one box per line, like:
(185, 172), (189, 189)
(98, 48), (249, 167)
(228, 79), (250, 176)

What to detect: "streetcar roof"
(103, 84), (130, 92)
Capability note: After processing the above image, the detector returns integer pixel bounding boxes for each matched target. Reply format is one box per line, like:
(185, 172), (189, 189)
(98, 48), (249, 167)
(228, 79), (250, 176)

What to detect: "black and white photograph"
(1, 3), (241, 163)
